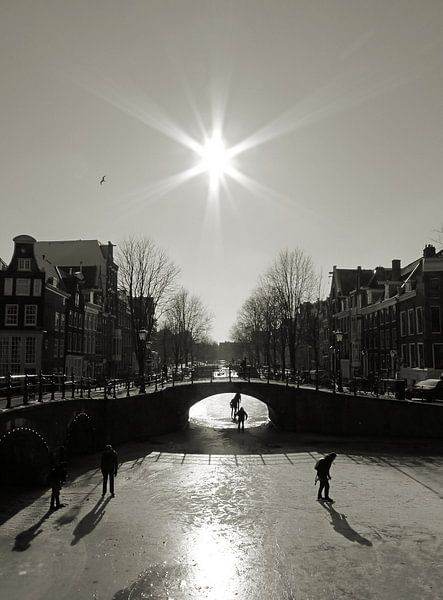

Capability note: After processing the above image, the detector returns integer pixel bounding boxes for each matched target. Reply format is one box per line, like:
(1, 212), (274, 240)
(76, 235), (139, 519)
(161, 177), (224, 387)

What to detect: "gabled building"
(0, 235), (71, 375)
(35, 239), (119, 377)
(329, 245), (443, 386)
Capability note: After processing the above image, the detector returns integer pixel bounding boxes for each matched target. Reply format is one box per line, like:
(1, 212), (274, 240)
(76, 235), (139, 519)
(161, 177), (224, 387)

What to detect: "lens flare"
(198, 132), (231, 191)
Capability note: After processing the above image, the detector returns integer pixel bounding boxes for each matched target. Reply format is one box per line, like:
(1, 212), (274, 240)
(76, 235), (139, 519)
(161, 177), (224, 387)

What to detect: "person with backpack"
(314, 453), (337, 502)
(235, 406), (248, 431)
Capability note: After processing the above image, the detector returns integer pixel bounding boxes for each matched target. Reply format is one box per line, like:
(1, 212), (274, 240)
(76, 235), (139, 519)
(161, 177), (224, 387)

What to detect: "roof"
(332, 268), (373, 296)
(34, 255), (67, 290)
(35, 240), (108, 268)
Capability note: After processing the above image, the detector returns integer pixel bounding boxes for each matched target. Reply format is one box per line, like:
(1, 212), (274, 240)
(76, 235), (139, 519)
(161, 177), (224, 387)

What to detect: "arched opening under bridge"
(189, 392), (270, 429)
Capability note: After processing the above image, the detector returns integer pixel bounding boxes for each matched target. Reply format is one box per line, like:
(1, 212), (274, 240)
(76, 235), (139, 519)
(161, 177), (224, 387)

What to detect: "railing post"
(23, 373), (29, 405)
(71, 372), (75, 399)
(104, 377), (108, 399)
(38, 370), (43, 402)
(113, 380), (117, 399)
(155, 372), (158, 391)
(80, 376), (84, 398)
(51, 374), (55, 401)
(6, 372), (12, 409)
(286, 372), (289, 388)
(210, 370), (212, 383)
(126, 378), (130, 397)
(190, 370), (193, 386)
(267, 369), (270, 385)
(229, 367), (231, 383)
(87, 378), (91, 398)
(248, 366), (251, 383)
(172, 371), (175, 387)
(61, 373), (66, 400)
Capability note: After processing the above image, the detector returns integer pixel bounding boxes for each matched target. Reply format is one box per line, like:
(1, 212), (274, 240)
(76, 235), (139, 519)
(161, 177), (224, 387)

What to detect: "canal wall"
(1, 382), (442, 483)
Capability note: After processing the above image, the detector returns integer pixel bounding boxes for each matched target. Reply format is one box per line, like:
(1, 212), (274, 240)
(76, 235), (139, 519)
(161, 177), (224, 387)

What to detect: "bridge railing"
(0, 367), (411, 410)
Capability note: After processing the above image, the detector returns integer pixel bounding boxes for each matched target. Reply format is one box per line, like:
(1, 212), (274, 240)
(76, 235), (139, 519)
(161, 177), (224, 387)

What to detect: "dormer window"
(18, 258), (31, 271)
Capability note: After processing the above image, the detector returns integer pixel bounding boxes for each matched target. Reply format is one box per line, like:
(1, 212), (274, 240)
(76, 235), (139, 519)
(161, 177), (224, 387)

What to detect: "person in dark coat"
(315, 453), (337, 502)
(101, 444), (118, 498)
(48, 460), (67, 511)
(235, 406), (248, 431)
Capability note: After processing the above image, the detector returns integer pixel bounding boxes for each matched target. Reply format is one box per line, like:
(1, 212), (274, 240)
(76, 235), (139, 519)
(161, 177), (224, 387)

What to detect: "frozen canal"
(1, 393), (443, 599)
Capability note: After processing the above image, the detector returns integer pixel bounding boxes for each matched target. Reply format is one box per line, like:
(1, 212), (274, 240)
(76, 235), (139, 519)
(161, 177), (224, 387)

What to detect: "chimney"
(374, 266), (385, 281)
(391, 259), (401, 281)
(356, 266), (361, 290)
(423, 244), (436, 258)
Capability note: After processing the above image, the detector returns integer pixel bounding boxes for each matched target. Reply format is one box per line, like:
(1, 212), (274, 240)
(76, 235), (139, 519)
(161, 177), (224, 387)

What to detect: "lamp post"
(138, 328), (147, 394)
(390, 349), (397, 379)
(334, 330), (344, 393)
(330, 345), (336, 397)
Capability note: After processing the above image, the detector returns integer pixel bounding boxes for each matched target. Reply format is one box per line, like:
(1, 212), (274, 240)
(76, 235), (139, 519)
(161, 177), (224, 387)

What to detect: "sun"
(197, 131), (231, 190)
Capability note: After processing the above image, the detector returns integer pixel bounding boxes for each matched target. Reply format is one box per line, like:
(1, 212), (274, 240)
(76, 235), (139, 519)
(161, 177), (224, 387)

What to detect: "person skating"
(235, 406), (248, 431)
(230, 392), (241, 419)
(314, 453), (337, 502)
(101, 444), (118, 498)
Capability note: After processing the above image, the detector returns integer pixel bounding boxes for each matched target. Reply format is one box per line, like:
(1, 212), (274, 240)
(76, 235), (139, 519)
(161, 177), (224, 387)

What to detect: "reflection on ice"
(189, 393), (269, 429)
(189, 524), (238, 594)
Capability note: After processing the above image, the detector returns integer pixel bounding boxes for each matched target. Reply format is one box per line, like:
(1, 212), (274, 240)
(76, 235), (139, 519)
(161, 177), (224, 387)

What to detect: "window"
(33, 279), (42, 296)
(409, 344), (417, 368)
(54, 338), (59, 358)
(431, 306), (441, 333)
(75, 292), (80, 307)
(59, 339), (64, 358)
(4, 278), (13, 295)
(55, 312), (60, 331)
(5, 304), (18, 326)
(400, 311), (407, 337)
(67, 332), (72, 352)
(417, 343), (424, 368)
(11, 337), (21, 373)
(24, 305), (37, 326)
(429, 278), (440, 298)
(60, 314), (65, 332)
(408, 309), (415, 335)
(433, 344), (443, 369)
(0, 337), (9, 376)
(391, 305), (396, 322)
(18, 258), (31, 271)
(401, 344), (408, 367)
(416, 307), (424, 334)
(16, 278), (31, 296)
(25, 337), (36, 364)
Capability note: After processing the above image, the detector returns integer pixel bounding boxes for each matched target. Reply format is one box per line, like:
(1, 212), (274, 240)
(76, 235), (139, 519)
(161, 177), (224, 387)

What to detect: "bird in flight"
(100, 176), (106, 185)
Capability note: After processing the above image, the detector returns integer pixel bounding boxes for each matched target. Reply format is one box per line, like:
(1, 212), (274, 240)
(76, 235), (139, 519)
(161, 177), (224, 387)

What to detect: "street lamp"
(138, 328), (148, 394)
(334, 330), (344, 393)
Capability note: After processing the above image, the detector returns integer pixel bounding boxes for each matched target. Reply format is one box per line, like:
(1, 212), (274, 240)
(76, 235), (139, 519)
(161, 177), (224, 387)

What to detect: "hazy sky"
(1, 1), (442, 341)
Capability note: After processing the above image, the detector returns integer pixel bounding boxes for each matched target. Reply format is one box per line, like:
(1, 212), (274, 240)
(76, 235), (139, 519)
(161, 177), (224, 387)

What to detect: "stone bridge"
(1, 381), (442, 484)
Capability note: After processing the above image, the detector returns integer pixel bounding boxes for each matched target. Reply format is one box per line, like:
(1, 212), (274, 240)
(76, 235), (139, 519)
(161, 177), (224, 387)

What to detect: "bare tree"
(117, 237), (179, 373)
(164, 287), (213, 369)
(265, 248), (317, 375)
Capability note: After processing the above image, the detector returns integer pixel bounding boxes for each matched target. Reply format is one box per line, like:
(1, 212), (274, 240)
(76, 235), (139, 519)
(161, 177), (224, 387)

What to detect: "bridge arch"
(0, 426), (51, 485)
(66, 411), (96, 456)
(189, 391), (270, 429)
(162, 381), (297, 430)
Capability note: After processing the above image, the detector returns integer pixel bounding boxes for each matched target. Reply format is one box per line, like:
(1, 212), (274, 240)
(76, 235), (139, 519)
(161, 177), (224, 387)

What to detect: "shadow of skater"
(71, 497), (111, 546)
(13, 510), (52, 552)
(321, 502), (372, 546)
